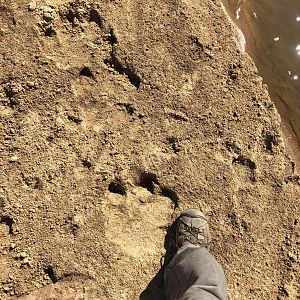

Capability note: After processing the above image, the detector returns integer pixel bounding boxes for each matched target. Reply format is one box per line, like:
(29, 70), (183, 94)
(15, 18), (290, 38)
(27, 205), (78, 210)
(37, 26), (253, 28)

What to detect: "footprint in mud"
(103, 173), (176, 258)
(108, 180), (126, 195)
(138, 172), (179, 208)
(232, 155), (257, 182)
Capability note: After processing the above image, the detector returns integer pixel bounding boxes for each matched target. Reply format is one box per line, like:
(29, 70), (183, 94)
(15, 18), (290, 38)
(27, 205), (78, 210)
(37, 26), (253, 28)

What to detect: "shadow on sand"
(139, 218), (179, 300)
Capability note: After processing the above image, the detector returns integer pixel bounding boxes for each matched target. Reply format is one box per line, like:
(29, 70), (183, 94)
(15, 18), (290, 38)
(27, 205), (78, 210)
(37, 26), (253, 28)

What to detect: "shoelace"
(181, 220), (204, 244)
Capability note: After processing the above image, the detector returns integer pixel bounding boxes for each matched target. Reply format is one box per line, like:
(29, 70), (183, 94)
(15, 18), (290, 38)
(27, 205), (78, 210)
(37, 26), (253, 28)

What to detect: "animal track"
(139, 172), (159, 193)
(81, 159), (92, 169)
(89, 8), (103, 28)
(0, 216), (14, 234)
(225, 140), (241, 154)
(68, 114), (82, 124)
(79, 66), (94, 79)
(104, 28), (141, 89)
(263, 131), (278, 152)
(44, 266), (58, 283)
(161, 187), (179, 208)
(104, 52), (141, 89)
(232, 155), (256, 182)
(138, 172), (179, 207)
(117, 103), (135, 116)
(232, 155), (256, 170)
(108, 181), (126, 195)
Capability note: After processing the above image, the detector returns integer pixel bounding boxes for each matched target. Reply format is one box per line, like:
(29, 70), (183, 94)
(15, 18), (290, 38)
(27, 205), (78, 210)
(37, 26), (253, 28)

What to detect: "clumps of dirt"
(2, 81), (23, 108)
(167, 136), (182, 153)
(59, 1), (103, 28)
(38, 6), (57, 36)
(227, 62), (242, 81)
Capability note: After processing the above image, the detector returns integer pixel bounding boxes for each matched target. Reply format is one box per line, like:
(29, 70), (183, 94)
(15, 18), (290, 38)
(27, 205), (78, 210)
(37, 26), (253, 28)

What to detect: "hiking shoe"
(176, 209), (210, 249)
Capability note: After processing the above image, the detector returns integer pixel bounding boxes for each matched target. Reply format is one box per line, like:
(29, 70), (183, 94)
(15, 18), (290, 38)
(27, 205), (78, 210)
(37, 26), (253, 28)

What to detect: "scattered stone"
(3, 286), (9, 293)
(27, 81), (35, 88)
(9, 243), (16, 250)
(43, 12), (54, 22)
(21, 257), (32, 267)
(9, 155), (19, 163)
(28, 1), (36, 11)
(19, 252), (27, 259)
(288, 251), (297, 262)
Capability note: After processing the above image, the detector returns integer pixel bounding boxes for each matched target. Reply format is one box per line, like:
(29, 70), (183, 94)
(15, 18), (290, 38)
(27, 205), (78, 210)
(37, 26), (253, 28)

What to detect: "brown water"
(222, 0), (300, 165)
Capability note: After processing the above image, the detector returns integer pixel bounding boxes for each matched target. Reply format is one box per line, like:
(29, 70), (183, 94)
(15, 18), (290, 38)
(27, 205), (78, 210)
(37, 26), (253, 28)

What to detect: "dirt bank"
(0, 0), (299, 299)
(221, 0), (300, 172)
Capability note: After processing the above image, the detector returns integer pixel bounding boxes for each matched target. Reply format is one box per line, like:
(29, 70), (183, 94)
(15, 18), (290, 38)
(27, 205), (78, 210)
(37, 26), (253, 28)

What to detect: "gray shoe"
(176, 209), (210, 249)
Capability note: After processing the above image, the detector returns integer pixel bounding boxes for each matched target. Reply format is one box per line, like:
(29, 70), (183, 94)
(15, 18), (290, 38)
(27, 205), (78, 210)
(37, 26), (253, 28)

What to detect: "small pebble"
(27, 81), (35, 88)
(288, 251), (297, 262)
(19, 252), (27, 259)
(3, 286), (9, 292)
(28, 2), (36, 11)
(9, 155), (19, 162)
(43, 12), (54, 22)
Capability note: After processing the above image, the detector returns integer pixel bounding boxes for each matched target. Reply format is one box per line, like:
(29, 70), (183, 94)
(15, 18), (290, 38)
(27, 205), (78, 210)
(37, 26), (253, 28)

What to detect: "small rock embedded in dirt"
(9, 155), (19, 162)
(19, 252), (27, 259)
(288, 251), (297, 262)
(27, 81), (35, 88)
(21, 257), (32, 267)
(28, 1), (36, 11)
(43, 12), (54, 22)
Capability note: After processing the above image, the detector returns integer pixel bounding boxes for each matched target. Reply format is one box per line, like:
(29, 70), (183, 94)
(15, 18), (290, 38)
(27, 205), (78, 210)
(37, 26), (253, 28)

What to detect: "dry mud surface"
(0, 0), (299, 299)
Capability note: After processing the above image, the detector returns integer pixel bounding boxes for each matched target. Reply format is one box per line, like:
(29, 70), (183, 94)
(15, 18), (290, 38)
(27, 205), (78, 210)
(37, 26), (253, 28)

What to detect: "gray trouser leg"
(164, 244), (227, 300)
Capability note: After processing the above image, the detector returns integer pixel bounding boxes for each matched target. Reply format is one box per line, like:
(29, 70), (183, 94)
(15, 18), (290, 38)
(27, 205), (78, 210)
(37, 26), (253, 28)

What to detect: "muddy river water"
(222, 0), (300, 165)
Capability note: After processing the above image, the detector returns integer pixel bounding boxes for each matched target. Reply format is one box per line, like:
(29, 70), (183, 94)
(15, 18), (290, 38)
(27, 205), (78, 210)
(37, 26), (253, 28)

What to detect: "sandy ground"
(222, 0), (300, 172)
(0, 0), (299, 299)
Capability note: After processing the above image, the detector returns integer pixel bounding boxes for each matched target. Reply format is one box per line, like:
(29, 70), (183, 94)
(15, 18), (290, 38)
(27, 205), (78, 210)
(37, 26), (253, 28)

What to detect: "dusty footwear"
(176, 208), (210, 249)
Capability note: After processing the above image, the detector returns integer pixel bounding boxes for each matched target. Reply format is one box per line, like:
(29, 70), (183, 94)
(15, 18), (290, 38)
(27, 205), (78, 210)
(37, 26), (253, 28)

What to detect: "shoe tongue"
(180, 216), (207, 229)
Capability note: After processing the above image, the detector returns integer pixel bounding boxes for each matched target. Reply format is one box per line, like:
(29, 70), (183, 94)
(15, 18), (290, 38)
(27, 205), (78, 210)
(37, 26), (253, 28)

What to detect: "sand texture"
(0, 0), (299, 299)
